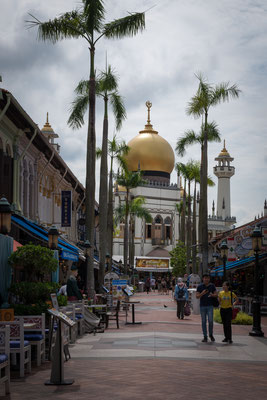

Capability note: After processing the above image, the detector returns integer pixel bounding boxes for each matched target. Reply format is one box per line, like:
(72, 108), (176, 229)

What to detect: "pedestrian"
(218, 281), (238, 344)
(171, 276), (176, 298)
(145, 277), (151, 294)
(67, 265), (83, 301)
(150, 277), (156, 292)
(161, 278), (166, 295)
(196, 273), (217, 342)
(174, 278), (189, 319)
(166, 276), (171, 295)
(157, 276), (162, 294)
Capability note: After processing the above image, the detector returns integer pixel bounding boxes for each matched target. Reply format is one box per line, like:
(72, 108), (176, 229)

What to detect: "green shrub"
(57, 295), (67, 307)
(214, 308), (252, 325)
(11, 302), (50, 316)
(9, 282), (60, 304)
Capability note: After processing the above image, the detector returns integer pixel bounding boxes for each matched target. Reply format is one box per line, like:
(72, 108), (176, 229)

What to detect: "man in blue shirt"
(196, 273), (217, 342)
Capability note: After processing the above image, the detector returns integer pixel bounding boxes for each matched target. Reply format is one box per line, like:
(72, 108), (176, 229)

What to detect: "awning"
(210, 253), (267, 276)
(12, 214), (79, 261)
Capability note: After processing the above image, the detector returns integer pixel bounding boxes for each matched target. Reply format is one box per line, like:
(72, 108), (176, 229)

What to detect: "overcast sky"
(1, 0), (267, 227)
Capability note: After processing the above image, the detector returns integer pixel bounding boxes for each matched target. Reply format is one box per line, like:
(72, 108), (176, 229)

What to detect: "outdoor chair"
(15, 314), (45, 367)
(0, 325), (10, 395)
(0, 320), (31, 378)
(106, 300), (121, 329)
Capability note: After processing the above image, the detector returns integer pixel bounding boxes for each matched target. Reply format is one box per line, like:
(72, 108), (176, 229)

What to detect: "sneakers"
(222, 338), (228, 343)
(209, 335), (215, 342)
(202, 337), (208, 342)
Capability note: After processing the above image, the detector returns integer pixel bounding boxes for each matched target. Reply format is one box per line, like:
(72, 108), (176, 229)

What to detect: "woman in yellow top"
(218, 281), (238, 344)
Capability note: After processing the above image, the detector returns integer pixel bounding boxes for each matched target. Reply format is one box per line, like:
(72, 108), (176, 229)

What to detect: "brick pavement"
(1, 292), (267, 399)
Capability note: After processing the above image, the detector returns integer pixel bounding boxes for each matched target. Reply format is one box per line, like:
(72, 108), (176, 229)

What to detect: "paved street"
(2, 292), (267, 399)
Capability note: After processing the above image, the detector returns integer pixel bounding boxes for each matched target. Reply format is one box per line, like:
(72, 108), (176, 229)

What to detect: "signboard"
(50, 293), (59, 310)
(48, 308), (76, 327)
(61, 191), (72, 227)
(136, 258), (169, 271)
(112, 279), (128, 307)
(227, 237), (237, 262)
(61, 250), (79, 262)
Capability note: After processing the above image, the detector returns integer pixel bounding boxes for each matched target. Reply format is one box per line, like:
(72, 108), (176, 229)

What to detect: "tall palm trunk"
(201, 112), (209, 274)
(186, 179), (192, 272)
(123, 189), (129, 275)
(86, 46), (96, 298)
(129, 214), (135, 272)
(181, 178), (186, 243)
(192, 181), (197, 274)
(98, 96), (108, 287)
(107, 156), (114, 262)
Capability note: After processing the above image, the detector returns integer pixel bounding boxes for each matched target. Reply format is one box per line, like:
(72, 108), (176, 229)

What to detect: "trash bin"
(189, 288), (200, 315)
(138, 282), (145, 292)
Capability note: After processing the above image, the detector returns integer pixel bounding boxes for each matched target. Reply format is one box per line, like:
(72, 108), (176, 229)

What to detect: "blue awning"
(12, 215), (79, 261)
(210, 253), (267, 276)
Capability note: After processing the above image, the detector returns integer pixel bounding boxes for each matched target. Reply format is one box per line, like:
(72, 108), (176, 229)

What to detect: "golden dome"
(125, 101), (175, 174)
(219, 140), (230, 157)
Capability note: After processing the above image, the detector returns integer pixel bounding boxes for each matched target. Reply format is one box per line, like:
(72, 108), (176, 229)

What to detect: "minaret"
(213, 140), (235, 220)
(41, 113), (60, 153)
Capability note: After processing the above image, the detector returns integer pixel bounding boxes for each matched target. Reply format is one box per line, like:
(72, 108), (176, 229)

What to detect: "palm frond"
(104, 12), (145, 39)
(75, 79), (90, 95)
(200, 121), (221, 143)
(83, 0), (105, 34)
(207, 175), (215, 187)
(26, 11), (87, 43)
(68, 94), (89, 129)
(110, 92), (127, 131)
(211, 82), (241, 106)
(98, 65), (118, 92)
(176, 129), (199, 156)
(96, 147), (102, 159)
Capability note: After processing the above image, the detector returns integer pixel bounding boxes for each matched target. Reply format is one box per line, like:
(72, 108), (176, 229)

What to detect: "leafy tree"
(186, 73), (240, 273)
(69, 66), (126, 287)
(27, 0), (145, 297)
(8, 244), (58, 281)
(170, 241), (187, 278)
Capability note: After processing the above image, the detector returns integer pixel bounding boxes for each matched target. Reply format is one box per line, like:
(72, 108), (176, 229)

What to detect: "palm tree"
(116, 197), (152, 272)
(116, 167), (145, 274)
(175, 162), (188, 244)
(175, 202), (183, 239)
(176, 121), (221, 248)
(190, 161), (215, 274)
(186, 74), (240, 273)
(68, 66), (126, 288)
(27, 1), (145, 297)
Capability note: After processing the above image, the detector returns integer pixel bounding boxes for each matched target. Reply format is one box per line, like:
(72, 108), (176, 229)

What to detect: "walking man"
(174, 278), (189, 319)
(196, 273), (217, 342)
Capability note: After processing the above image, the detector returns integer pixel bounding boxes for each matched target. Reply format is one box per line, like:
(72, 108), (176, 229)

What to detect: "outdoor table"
(123, 301), (142, 325)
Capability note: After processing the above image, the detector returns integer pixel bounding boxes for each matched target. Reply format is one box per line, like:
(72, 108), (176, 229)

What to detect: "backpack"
(178, 286), (185, 298)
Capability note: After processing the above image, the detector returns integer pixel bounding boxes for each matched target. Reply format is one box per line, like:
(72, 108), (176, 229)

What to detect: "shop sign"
(61, 190), (72, 227)
(136, 258), (169, 269)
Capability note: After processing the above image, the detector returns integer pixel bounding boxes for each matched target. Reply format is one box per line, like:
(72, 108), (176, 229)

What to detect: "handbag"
(232, 307), (239, 320)
(211, 296), (219, 308)
(184, 303), (191, 316)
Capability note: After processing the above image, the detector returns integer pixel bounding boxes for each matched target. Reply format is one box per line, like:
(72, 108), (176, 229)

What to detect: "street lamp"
(0, 197), (12, 234)
(83, 240), (91, 292)
(48, 225), (59, 250)
(249, 226), (264, 337)
(220, 239), (228, 282)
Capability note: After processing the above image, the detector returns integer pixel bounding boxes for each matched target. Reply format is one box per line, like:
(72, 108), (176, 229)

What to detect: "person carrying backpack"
(174, 278), (189, 319)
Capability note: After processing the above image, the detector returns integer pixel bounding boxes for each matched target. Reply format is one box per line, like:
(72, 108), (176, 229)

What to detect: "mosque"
(113, 101), (236, 276)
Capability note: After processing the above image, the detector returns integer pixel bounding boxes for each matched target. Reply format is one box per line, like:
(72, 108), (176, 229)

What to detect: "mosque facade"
(113, 101), (236, 274)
